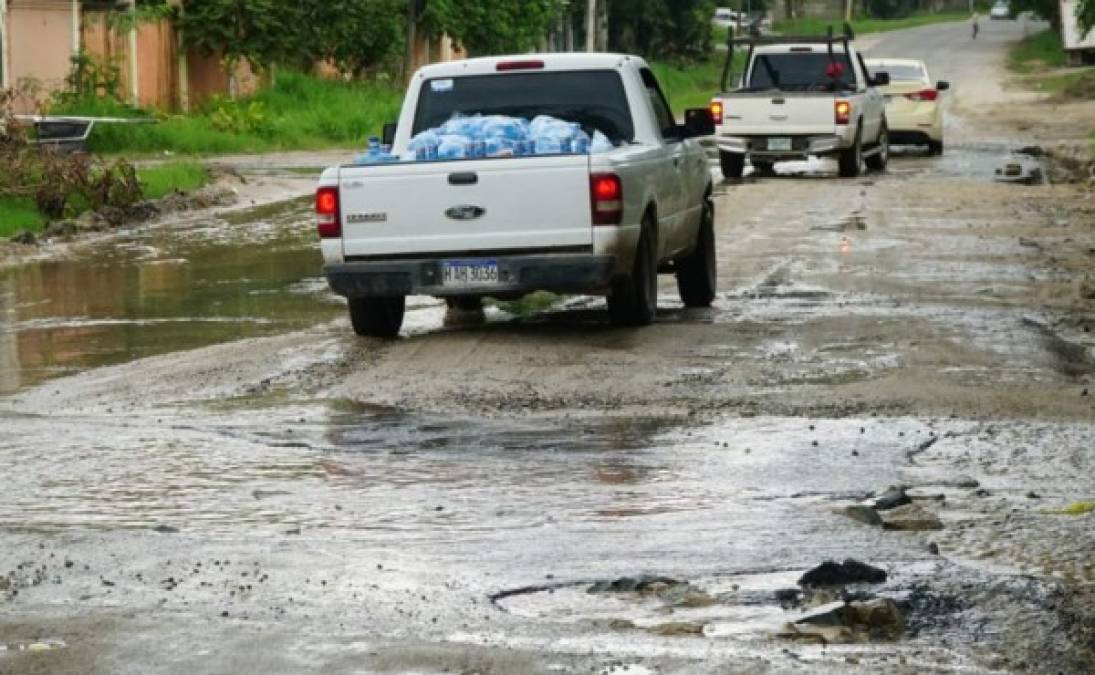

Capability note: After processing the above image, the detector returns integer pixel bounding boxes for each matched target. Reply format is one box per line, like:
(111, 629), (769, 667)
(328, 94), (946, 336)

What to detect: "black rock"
(798, 559), (887, 587)
(588, 575), (681, 594)
(874, 487), (911, 511)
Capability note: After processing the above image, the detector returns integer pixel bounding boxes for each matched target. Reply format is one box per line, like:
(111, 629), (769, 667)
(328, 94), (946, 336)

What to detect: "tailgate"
(720, 93), (838, 135)
(338, 155), (593, 258)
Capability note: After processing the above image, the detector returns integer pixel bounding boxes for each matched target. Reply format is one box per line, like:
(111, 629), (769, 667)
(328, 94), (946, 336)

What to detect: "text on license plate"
(442, 260), (499, 286)
(767, 137), (792, 151)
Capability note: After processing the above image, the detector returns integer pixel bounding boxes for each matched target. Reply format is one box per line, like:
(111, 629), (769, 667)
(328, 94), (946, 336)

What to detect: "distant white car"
(713, 8), (742, 28)
(990, 1), (1012, 19)
(865, 58), (948, 154)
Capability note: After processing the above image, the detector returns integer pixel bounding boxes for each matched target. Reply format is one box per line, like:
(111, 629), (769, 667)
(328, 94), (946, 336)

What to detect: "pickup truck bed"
(316, 53), (717, 337)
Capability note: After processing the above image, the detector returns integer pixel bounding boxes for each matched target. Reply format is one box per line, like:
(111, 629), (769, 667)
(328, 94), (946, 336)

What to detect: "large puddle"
(0, 199), (342, 395)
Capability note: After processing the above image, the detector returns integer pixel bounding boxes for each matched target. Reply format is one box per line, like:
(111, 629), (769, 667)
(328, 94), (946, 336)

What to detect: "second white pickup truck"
(317, 53), (716, 337)
(710, 26), (891, 178)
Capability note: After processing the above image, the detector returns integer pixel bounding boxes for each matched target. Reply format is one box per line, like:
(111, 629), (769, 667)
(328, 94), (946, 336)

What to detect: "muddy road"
(2, 19), (1094, 675)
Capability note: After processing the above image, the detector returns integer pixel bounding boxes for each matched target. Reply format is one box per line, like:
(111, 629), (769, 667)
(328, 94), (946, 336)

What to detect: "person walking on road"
(972, 14), (980, 40)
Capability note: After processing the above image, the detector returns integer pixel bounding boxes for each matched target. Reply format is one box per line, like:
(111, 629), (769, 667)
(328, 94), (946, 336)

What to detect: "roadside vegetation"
(773, 11), (969, 37)
(1008, 29), (1095, 102)
(55, 72), (403, 156)
(0, 161), (209, 238)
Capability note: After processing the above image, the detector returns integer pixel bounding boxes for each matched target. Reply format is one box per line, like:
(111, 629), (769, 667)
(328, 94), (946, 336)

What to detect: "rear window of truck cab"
(413, 70), (635, 143)
(747, 51), (857, 91)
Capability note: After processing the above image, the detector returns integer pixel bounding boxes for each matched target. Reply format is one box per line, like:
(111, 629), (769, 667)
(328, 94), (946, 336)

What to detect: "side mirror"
(382, 122), (397, 146)
(872, 72), (890, 87)
(936, 80), (950, 91)
(682, 108), (715, 138)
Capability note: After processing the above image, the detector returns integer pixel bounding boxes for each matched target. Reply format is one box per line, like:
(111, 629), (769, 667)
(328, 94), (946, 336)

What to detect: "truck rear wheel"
(348, 296), (405, 338)
(608, 219), (657, 326)
(865, 122), (889, 172)
(676, 197), (717, 308)
(838, 127), (863, 178)
(720, 151), (745, 179)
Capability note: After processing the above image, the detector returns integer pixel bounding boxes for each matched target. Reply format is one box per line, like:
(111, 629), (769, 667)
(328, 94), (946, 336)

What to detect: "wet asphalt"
(2, 18), (1094, 675)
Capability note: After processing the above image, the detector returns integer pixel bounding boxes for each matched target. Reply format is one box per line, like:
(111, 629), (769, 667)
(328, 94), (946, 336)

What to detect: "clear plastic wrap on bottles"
(437, 135), (471, 160)
(387, 113), (616, 162)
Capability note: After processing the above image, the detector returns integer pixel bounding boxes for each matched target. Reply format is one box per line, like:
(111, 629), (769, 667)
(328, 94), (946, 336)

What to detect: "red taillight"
(904, 89), (939, 101)
(834, 100), (851, 125)
(590, 173), (622, 226)
(496, 60), (545, 71)
(315, 186), (341, 238)
(709, 100), (724, 125)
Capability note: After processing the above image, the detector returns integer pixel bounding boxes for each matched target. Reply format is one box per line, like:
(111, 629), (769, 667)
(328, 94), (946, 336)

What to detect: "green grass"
(652, 53), (746, 111)
(1008, 28), (1068, 73)
(139, 161), (209, 199)
(53, 71), (403, 156)
(0, 198), (46, 238)
(773, 11), (969, 37)
(1, 161), (210, 237)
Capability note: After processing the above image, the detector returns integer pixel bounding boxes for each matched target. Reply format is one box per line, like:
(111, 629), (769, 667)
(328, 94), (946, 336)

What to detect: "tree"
(421, 0), (567, 56)
(607, 0), (715, 60)
(1008, 0), (1061, 29)
(1079, 0), (1094, 35)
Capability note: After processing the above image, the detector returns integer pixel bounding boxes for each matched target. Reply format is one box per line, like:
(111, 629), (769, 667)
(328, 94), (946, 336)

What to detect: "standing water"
(0, 197), (342, 395)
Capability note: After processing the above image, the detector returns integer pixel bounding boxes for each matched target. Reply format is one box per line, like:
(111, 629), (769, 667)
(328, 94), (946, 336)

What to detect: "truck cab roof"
(413, 53), (650, 81)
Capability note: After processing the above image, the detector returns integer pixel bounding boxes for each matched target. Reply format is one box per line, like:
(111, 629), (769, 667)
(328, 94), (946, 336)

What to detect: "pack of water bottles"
(353, 114), (615, 165)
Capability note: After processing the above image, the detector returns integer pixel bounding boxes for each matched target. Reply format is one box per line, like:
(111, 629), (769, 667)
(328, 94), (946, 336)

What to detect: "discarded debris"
(873, 486), (912, 511)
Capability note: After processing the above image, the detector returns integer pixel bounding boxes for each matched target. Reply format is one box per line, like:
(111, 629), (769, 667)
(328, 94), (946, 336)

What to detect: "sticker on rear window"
(431, 79), (454, 93)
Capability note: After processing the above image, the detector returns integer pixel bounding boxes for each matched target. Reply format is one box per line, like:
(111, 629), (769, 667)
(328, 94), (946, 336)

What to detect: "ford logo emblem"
(445, 205), (486, 221)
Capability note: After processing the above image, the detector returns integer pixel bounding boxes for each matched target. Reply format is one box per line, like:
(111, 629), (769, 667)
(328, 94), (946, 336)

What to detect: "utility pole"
(598, 0), (608, 51)
(585, 0), (597, 51)
(404, 0), (417, 84)
(0, 0), (9, 91)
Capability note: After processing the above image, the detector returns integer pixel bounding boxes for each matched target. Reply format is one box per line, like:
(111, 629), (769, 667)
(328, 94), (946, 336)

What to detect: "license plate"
(767, 137), (792, 151)
(442, 259), (499, 286)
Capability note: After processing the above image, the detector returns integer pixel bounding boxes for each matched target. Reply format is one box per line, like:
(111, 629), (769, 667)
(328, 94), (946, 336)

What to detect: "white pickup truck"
(316, 53), (716, 337)
(709, 27), (890, 178)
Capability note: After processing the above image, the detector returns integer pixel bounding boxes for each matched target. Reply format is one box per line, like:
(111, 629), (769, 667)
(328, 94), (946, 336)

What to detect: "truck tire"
(676, 197), (717, 308)
(838, 126), (863, 178)
(348, 296), (405, 338)
(608, 218), (657, 326)
(720, 151), (745, 179)
(865, 122), (889, 172)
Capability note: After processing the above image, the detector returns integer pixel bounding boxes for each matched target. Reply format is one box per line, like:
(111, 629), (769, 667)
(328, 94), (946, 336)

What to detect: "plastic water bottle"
(572, 133), (590, 155)
(366, 136), (381, 160)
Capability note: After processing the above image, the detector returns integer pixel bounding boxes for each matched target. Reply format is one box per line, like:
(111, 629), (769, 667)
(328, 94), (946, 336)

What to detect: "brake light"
(315, 186), (341, 238)
(709, 100), (724, 125)
(590, 173), (622, 226)
(904, 89), (939, 101)
(496, 60), (545, 71)
(834, 100), (851, 125)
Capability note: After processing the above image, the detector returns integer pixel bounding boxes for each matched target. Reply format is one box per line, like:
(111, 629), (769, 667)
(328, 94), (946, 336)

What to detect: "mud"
(2, 19), (1094, 675)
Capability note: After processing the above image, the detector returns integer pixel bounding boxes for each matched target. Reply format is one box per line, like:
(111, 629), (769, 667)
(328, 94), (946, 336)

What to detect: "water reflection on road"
(0, 199), (342, 395)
